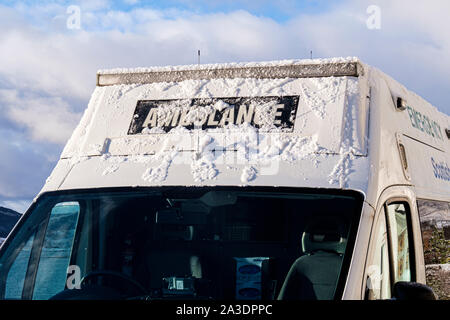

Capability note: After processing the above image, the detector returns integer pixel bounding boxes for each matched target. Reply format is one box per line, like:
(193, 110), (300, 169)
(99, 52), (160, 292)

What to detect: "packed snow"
(98, 57), (360, 75)
(98, 122), (334, 185)
(241, 166), (258, 183)
(60, 60), (366, 188)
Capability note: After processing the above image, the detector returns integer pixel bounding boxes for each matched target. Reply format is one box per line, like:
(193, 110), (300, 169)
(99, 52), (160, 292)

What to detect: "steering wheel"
(81, 270), (148, 297)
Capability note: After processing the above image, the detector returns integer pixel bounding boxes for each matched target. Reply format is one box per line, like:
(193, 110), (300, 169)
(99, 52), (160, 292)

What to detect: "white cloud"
(1, 89), (81, 144)
(0, 128), (58, 199)
(285, 0), (450, 114)
(0, 1), (449, 116)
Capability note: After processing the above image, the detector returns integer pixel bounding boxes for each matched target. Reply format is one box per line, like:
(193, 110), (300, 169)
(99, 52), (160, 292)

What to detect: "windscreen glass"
(0, 187), (362, 300)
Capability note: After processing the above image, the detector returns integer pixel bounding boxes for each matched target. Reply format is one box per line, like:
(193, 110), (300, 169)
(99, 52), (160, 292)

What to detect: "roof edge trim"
(97, 62), (363, 87)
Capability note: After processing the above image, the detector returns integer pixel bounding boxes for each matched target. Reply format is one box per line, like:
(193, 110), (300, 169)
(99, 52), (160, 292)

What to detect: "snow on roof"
(97, 57), (361, 75)
(96, 57), (364, 87)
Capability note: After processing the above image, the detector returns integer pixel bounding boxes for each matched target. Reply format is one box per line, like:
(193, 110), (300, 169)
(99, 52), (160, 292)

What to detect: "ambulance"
(0, 58), (448, 300)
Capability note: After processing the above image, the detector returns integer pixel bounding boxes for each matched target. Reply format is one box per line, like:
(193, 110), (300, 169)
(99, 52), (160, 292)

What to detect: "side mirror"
(393, 281), (437, 300)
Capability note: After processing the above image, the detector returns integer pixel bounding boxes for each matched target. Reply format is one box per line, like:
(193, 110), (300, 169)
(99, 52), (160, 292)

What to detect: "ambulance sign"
(128, 96), (299, 134)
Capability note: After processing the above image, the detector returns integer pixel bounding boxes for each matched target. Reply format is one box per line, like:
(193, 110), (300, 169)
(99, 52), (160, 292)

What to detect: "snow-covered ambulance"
(0, 58), (449, 300)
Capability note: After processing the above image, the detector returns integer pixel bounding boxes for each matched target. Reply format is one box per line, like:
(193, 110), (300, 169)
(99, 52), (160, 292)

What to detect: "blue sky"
(6, 0), (344, 23)
(101, 0), (332, 17)
(114, 0), (346, 21)
(0, 0), (449, 212)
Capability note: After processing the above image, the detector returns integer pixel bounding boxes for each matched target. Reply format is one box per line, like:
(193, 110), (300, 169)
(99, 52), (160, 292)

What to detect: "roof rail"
(97, 61), (363, 86)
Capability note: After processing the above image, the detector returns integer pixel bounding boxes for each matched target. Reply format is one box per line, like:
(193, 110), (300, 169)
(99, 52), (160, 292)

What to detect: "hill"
(0, 206), (21, 239)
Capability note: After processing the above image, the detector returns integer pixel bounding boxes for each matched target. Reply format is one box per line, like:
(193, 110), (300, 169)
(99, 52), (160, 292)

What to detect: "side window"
(367, 200), (415, 300)
(417, 199), (450, 300)
(4, 233), (36, 299)
(366, 208), (391, 300)
(386, 202), (414, 283)
(0, 201), (80, 300)
(32, 202), (80, 300)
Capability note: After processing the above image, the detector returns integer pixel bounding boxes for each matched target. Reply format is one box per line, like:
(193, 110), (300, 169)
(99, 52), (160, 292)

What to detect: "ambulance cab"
(0, 58), (448, 300)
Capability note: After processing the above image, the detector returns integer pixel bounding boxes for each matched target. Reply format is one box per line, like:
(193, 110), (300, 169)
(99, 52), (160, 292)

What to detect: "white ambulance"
(0, 58), (448, 300)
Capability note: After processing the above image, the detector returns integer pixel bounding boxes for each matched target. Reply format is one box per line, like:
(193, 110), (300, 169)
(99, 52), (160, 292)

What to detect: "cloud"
(1, 89), (81, 144)
(0, 128), (57, 199)
(284, 0), (450, 110)
(1, 1), (449, 114)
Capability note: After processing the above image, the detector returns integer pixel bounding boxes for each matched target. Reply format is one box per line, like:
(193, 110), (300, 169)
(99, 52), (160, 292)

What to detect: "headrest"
(301, 216), (348, 255)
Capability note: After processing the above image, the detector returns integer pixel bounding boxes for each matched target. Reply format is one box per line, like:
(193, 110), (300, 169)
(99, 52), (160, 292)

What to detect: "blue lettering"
(432, 158), (450, 182)
(407, 106), (443, 140)
(434, 122), (443, 139)
(415, 110), (424, 132)
(423, 116), (432, 136)
(431, 158), (438, 178)
(406, 106), (417, 129)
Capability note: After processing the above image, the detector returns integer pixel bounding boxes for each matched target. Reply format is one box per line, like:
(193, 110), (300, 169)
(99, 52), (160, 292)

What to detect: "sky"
(0, 0), (449, 213)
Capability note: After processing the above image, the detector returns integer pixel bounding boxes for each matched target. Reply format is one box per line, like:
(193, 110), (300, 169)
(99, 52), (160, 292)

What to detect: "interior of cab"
(0, 187), (362, 300)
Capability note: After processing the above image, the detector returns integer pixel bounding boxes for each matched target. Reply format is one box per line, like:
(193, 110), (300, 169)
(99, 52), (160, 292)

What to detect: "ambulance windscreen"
(0, 187), (363, 301)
